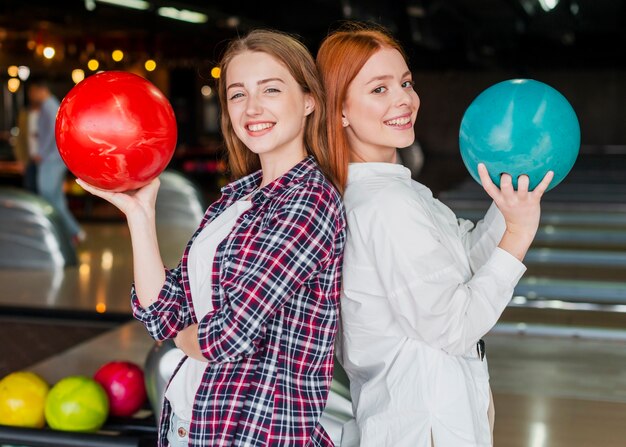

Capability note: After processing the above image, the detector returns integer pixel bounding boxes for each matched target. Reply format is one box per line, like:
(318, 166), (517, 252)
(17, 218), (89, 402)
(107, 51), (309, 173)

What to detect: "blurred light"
(158, 6), (208, 23)
(407, 6), (426, 17)
(27, 40), (36, 50)
(101, 250), (113, 270)
(530, 422), (547, 447)
(538, 0), (559, 11)
(72, 69), (85, 84)
(7, 78), (20, 93)
(96, 302), (107, 313)
(570, 1), (579, 15)
(7, 65), (18, 77)
(10, 127), (20, 137)
(201, 85), (212, 97)
(43, 46), (55, 59)
(226, 16), (240, 28)
(95, 0), (150, 10)
(144, 59), (157, 71)
(17, 66), (30, 81)
(87, 59), (100, 71)
(210, 67), (221, 79)
(85, 0), (96, 11)
(112, 49), (124, 61)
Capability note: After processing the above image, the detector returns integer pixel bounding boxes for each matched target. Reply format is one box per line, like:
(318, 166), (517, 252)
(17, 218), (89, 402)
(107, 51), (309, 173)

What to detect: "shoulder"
(276, 166), (344, 220)
(345, 175), (422, 219)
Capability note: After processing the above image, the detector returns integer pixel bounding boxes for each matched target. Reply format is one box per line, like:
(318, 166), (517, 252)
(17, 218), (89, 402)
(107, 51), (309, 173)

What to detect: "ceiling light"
(72, 69), (85, 84)
(112, 49), (124, 62)
(538, 0), (559, 12)
(7, 78), (20, 93)
(43, 46), (55, 59)
(87, 59), (99, 71)
(18, 66), (30, 81)
(94, 0), (150, 10)
(158, 7), (208, 24)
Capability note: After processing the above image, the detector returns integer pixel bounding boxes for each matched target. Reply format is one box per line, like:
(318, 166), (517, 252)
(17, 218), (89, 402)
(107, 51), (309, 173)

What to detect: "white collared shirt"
(339, 162), (526, 447)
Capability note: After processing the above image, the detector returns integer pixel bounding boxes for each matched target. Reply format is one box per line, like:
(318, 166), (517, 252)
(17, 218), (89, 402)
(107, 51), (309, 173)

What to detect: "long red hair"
(316, 23), (406, 188)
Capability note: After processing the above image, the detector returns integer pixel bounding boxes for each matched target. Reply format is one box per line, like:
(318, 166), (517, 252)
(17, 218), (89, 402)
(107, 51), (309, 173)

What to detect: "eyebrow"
(227, 77), (286, 90)
(366, 71), (412, 84)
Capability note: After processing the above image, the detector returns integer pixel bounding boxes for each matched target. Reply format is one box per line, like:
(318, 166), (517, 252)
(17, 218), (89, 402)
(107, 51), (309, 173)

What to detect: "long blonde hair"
(218, 29), (345, 193)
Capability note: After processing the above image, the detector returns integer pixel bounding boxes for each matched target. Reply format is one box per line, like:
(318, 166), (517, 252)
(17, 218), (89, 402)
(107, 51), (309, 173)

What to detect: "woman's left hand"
(174, 324), (207, 362)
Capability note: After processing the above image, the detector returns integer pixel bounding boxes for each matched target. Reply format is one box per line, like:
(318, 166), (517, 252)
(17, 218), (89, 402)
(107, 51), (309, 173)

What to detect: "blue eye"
(265, 87), (281, 94)
(402, 80), (415, 89)
(372, 86), (387, 94)
(229, 92), (244, 100)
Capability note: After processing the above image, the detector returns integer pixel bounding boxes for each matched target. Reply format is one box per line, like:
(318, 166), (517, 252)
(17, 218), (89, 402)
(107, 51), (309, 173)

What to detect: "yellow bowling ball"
(0, 371), (50, 428)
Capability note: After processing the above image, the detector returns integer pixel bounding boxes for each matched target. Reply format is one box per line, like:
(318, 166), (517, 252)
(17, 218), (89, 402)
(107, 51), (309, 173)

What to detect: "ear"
(304, 94), (315, 117)
(341, 110), (349, 128)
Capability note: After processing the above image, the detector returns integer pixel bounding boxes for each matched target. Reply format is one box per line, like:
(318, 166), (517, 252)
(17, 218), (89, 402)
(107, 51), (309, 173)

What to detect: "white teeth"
(248, 122), (274, 132)
(385, 117), (411, 126)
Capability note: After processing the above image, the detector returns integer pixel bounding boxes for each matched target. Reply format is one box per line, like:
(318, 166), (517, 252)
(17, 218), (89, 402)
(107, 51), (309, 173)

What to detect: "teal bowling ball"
(459, 79), (580, 191)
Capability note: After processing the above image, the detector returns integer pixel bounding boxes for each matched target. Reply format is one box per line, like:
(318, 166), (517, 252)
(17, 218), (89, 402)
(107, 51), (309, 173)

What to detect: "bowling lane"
(0, 222), (194, 317)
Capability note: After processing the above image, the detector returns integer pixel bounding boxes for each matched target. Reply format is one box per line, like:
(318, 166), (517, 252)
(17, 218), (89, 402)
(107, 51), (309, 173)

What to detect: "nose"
(394, 86), (418, 109)
(245, 93), (263, 116)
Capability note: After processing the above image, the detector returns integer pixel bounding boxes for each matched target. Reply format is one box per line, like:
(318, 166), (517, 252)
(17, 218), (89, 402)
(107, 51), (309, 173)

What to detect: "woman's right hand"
(76, 178), (161, 221)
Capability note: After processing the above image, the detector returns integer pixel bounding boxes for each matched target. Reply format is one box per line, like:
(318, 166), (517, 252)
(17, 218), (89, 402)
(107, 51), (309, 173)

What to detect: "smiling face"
(225, 51), (314, 162)
(342, 47), (420, 162)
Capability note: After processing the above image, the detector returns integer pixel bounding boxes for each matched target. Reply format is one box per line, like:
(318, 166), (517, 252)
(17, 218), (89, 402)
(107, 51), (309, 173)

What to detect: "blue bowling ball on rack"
(459, 79), (580, 191)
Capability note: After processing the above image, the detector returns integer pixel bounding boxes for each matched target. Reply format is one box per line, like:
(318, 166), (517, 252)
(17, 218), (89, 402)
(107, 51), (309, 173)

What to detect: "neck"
(258, 144), (307, 187)
(349, 145), (397, 164)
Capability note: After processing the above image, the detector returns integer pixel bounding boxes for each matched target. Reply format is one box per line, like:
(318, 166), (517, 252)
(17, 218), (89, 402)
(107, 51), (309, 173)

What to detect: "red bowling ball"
(94, 361), (147, 417)
(55, 71), (177, 192)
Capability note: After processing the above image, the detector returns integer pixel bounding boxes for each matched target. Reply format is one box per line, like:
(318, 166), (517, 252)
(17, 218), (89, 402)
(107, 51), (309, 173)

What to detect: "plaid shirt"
(132, 156), (346, 446)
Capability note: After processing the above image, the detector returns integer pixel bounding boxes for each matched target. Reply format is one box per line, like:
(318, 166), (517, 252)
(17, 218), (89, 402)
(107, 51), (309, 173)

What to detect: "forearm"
(127, 212), (166, 309)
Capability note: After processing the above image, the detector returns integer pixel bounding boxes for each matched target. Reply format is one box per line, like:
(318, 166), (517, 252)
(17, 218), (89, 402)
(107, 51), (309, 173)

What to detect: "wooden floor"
(4, 223), (626, 446)
(485, 333), (626, 446)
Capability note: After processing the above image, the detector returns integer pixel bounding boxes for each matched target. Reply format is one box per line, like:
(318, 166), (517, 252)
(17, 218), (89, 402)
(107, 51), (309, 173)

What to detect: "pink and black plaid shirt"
(132, 156), (346, 446)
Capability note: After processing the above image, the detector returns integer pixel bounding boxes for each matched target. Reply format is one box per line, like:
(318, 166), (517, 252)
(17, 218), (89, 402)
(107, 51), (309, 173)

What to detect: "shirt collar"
(347, 162), (412, 184)
(221, 156), (318, 204)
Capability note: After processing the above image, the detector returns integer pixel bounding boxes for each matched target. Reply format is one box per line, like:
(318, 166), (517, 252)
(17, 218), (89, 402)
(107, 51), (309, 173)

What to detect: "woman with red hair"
(317, 24), (552, 446)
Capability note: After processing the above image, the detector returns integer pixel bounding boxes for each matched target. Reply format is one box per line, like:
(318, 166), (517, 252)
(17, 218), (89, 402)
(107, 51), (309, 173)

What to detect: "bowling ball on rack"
(94, 361), (147, 417)
(44, 376), (109, 432)
(0, 371), (49, 428)
(144, 339), (185, 421)
(55, 71), (177, 192)
(459, 79), (580, 191)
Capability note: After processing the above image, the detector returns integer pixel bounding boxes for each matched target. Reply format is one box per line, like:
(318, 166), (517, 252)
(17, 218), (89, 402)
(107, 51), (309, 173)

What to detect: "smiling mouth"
(384, 116), (412, 127)
(246, 122), (275, 132)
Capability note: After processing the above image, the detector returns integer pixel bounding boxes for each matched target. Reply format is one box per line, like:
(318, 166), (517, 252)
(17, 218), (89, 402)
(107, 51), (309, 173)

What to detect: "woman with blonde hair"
(317, 24), (552, 446)
(80, 29), (346, 446)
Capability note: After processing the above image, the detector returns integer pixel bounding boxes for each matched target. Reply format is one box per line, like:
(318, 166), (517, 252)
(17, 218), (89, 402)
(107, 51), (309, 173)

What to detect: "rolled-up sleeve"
(360, 188), (525, 356)
(130, 262), (194, 341)
(196, 186), (339, 363)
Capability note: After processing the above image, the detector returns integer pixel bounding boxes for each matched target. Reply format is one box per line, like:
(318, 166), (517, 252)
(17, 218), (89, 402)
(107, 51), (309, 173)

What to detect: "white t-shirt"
(339, 162), (526, 447)
(165, 198), (253, 421)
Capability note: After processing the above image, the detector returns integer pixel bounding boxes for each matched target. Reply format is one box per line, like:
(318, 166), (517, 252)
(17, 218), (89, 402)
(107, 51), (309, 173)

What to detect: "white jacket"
(339, 162), (526, 447)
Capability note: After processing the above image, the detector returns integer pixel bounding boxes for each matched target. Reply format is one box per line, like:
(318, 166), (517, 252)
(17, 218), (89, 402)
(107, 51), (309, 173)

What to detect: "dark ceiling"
(1, 0), (625, 75)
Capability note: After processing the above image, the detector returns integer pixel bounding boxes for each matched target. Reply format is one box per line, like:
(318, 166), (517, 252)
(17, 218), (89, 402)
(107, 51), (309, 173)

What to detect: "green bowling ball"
(44, 376), (109, 432)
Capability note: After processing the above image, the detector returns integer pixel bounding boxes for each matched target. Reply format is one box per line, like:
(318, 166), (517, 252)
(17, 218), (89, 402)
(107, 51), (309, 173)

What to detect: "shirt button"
(178, 427), (187, 438)
(213, 286), (219, 294)
(242, 214), (249, 220)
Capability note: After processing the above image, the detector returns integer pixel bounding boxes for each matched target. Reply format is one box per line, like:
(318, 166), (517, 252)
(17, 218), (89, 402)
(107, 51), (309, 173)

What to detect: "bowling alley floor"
(0, 222), (624, 446)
